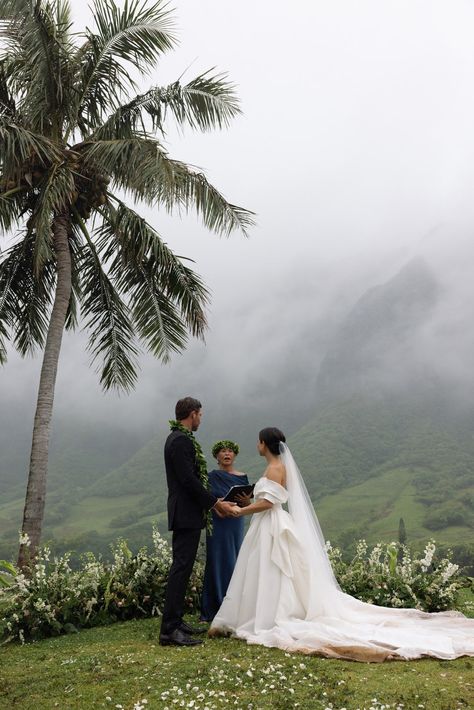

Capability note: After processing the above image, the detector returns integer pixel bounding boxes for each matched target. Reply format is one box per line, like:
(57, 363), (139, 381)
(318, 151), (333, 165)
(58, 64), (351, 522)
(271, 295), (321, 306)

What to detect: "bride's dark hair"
(258, 427), (286, 455)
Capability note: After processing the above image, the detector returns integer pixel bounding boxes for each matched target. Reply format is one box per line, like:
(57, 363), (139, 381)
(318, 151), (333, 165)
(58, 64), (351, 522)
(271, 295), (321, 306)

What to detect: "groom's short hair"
(175, 396), (202, 421)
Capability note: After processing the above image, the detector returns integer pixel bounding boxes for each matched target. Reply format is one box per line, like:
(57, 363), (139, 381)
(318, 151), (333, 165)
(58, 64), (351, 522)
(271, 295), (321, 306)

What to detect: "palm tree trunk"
(17, 213), (72, 570)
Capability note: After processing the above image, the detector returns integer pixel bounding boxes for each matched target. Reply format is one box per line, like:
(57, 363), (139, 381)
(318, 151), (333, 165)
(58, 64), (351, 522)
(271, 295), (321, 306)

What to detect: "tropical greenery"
(0, 528), (202, 642)
(0, 246), (472, 572)
(1, 530), (470, 644)
(326, 539), (467, 612)
(1, 397), (474, 572)
(0, 0), (253, 566)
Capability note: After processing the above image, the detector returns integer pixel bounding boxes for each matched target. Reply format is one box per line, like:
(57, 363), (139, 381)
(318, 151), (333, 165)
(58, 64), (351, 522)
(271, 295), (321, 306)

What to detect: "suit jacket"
(164, 429), (217, 530)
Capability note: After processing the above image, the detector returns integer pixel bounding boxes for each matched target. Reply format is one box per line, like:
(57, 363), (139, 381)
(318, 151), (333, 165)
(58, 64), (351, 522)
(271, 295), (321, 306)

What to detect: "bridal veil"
(211, 444), (474, 661)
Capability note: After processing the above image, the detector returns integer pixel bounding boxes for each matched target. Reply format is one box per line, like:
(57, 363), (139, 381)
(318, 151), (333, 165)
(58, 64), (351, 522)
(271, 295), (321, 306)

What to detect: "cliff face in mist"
(288, 258), (473, 559)
(1, 257), (473, 564)
(315, 257), (441, 404)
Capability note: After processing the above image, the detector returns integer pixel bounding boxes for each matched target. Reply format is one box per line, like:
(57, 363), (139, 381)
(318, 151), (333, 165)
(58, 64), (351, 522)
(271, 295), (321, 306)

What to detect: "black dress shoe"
(159, 628), (203, 646)
(179, 621), (207, 635)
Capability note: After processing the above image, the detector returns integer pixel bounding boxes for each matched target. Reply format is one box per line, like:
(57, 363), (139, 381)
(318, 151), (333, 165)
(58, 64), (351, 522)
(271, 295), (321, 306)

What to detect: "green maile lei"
(169, 419), (213, 534)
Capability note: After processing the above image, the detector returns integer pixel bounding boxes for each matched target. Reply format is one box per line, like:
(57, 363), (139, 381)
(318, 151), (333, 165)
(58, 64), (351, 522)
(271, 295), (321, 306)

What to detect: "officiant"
(200, 440), (252, 621)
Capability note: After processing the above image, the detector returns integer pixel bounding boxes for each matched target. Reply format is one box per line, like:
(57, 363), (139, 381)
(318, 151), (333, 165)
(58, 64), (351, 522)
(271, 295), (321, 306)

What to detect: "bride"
(209, 427), (474, 661)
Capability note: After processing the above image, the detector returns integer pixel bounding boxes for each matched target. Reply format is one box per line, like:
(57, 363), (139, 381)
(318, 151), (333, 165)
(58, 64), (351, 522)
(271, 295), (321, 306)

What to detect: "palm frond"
(0, 238), (17, 364)
(80, 137), (254, 236)
(56, 0), (72, 32)
(0, 60), (17, 119)
(78, 227), (139, 391)
(90, 0), (175, 71)
(0, 0), (74, 134)
(97, 198), (209, 349)
(0, 187), (27, 232)
(0, 232), (55, 359)
(170, 166), (255, 237)
(0, 117), (63, 176)
(70, 39), (132, 137)
(0, 0), (30, 19)
(91, 70), (241, 141)
(127, 263), (190, 362)
(0, 0), (253, 380)
(98, 200), (209, 337)
(70, 0), (175, 136)
(161, 71), (242, 132)
(95, 197), (170, 262)
(27, 0), (74, 131)
(0, 307), (7, 363)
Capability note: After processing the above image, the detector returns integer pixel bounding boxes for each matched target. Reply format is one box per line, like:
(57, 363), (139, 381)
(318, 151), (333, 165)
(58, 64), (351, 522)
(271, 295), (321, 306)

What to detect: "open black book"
(222, 483), (255, 503)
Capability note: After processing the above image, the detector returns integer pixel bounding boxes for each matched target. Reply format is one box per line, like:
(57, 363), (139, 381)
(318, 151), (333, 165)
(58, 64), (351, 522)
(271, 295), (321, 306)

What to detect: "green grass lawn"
(1, 615), (473, 710)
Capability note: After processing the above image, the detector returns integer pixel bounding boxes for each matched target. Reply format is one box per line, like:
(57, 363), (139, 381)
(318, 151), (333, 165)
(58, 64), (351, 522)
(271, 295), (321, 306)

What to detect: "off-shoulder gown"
(210, 477), (474, 661)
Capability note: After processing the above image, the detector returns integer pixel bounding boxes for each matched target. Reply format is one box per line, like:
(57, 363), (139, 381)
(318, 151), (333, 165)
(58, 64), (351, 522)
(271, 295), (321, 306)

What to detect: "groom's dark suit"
(160, 429), (217, 636)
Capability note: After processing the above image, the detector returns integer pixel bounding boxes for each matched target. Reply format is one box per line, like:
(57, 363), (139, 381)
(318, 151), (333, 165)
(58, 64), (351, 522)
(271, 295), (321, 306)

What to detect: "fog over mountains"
(1, 252), (473, 564)
(0, 255), (447, 487)
(3, 0), (474, 564)
(1, 253), (472, 469)
(316, 258), (440, 402)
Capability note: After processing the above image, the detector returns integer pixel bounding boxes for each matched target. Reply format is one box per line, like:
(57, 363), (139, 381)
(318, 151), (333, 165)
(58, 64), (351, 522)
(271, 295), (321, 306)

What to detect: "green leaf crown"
(211, 440), (240, 458)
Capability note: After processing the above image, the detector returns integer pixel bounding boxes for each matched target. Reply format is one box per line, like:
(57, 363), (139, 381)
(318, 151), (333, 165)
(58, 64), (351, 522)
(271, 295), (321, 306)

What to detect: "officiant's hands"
(213, 499), (237, 518)
(235, 491), (252, 507)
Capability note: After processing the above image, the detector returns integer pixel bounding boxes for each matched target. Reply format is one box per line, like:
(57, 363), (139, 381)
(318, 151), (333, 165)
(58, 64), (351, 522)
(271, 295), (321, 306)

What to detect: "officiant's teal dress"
(200, 469), (250, 621)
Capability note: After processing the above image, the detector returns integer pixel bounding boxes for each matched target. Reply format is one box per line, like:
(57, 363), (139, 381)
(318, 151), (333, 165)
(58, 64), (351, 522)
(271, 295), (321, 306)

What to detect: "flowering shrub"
(0, 528), (202, 643)
(326, 539), (465, 611)
(1, 532), (467, 644)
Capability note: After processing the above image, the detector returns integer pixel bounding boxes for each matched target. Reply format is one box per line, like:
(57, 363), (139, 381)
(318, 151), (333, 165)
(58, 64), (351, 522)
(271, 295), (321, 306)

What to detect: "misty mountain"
(0, 415), (148, 500)
(1, 257), (473, 567)
(316, 257), (441, 403)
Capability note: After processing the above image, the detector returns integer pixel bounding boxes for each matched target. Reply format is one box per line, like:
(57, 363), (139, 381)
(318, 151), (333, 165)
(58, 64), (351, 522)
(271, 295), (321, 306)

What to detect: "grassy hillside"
(290, 397), (474, 564)
(1, 394), (473, 565)
(293, 397), (472, 501)
(316, 465), (470, 547)
(2, 260), (472, 566)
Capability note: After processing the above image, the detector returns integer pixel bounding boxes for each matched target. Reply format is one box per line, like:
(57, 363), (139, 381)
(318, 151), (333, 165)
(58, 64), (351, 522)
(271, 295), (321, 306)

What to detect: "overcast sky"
(3, 0), (474, 438)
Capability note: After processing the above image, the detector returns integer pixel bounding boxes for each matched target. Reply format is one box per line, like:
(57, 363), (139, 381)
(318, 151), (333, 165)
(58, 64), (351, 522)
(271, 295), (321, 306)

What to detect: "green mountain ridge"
(1, 393), (472, 565)
(1, 258), (473, 569)
(293, 396), (473, 537)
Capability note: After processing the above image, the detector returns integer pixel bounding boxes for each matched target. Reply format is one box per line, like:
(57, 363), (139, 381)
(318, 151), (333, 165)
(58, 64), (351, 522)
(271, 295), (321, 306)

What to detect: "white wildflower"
(18, 531), (31, 547)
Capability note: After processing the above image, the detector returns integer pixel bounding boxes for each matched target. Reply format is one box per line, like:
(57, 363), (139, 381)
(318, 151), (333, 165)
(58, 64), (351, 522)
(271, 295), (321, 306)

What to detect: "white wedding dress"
(210, 446), (474, 662)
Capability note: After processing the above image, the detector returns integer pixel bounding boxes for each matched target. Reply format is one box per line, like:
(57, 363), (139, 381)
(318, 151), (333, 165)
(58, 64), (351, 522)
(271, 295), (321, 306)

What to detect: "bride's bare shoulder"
(264, 461), (286, 486)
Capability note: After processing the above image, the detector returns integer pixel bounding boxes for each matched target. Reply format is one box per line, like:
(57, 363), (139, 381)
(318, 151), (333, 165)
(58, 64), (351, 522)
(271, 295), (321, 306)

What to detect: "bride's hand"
(229, 505), (242, 517)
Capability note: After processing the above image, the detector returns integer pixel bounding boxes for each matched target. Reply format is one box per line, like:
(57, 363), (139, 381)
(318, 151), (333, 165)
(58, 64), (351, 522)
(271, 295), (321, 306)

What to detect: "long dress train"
(210, 474), (474, 662)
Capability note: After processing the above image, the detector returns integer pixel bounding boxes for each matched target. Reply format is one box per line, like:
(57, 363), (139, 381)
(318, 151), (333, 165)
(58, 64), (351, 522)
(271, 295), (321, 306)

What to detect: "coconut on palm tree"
(0, 0), (254, 568)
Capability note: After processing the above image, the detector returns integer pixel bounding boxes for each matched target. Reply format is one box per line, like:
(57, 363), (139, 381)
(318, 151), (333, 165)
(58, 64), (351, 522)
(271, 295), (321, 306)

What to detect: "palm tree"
(0, 0), (254, 569)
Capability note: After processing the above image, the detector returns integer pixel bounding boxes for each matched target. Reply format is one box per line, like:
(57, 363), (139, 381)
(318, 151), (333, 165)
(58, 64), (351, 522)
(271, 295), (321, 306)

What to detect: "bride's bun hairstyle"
(258, 427), (286, 455)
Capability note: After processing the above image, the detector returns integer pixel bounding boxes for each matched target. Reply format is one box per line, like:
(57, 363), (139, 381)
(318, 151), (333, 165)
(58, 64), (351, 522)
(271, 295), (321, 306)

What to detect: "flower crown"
(211, 440), (240, 458)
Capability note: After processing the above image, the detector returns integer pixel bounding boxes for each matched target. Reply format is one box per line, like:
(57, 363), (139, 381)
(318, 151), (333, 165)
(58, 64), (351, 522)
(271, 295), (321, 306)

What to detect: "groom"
(159, 396), (235, 647)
